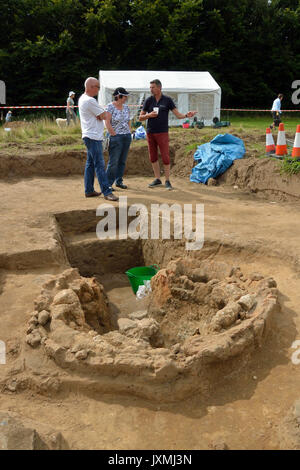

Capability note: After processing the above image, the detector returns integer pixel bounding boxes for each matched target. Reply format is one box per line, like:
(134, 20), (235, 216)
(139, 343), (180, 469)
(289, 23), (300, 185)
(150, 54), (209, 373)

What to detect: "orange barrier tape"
(221, 108), (300, 112)
(0, 104), (141, 109)
(0, 105), (75, 109)
(1, 105), (298, 111)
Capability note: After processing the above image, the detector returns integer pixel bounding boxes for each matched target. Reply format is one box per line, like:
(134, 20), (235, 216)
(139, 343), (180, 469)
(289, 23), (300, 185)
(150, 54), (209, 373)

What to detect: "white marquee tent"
(98, 70), (221, 126)
(0, 80), (6, 104)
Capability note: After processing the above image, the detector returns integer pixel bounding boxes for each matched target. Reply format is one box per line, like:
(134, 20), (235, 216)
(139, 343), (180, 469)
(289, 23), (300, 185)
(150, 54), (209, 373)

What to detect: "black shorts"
(272, 111), (281, 125)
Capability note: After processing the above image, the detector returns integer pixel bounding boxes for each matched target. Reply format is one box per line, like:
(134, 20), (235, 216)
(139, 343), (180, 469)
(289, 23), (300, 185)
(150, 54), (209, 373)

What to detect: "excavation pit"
(23, 210), (280, 402)
(0, 130), (300, 447)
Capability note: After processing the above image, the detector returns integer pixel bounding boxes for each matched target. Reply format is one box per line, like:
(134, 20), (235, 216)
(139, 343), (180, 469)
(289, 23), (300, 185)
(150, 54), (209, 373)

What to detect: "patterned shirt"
(106, 102), (131, 134)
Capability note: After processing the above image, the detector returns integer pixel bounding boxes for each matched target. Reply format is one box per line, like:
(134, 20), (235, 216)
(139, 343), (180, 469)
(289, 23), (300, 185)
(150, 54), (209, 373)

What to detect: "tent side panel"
(188, 92), (216, 125)
(213, 89), (221, 122)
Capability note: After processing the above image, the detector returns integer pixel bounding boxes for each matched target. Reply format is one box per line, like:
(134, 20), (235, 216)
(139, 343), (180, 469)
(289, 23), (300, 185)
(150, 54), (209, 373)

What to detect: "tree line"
(1, 0), (300, 108)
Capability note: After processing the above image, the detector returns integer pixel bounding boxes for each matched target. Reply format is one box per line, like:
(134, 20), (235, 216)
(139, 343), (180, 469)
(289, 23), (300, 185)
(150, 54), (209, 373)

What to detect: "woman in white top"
(105, 87), (132, 189)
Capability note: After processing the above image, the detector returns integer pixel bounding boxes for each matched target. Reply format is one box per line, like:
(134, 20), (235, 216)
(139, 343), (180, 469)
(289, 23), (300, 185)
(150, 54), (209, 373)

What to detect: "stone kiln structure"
(24, 258), (280, 402)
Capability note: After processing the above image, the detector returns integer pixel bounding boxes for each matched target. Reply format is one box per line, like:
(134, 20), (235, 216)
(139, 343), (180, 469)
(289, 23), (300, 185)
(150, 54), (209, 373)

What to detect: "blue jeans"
(106, 133), (131, 186)
(83, 137), (111, 196)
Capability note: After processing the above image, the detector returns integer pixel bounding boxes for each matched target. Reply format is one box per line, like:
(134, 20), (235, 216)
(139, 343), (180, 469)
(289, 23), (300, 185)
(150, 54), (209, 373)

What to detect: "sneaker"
(104, 193), (119, 201)
(85, 191), (101, 198)
(116, 183), (128, 189)
(165, 180), (173, 190)
(148, 178), (162, 188)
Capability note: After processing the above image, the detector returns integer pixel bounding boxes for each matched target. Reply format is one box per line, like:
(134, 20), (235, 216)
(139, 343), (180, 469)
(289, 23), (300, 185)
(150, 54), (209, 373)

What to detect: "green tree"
(1, 0), (300, 109)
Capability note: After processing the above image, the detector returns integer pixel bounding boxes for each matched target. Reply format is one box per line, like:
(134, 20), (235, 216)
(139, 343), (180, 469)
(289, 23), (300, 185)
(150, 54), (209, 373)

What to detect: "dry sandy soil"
(1, 132), (300, 450)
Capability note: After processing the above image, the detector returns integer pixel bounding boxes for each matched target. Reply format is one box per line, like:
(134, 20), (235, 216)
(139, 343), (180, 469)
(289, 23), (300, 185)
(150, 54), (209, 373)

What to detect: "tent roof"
(99, 70), (220, 93)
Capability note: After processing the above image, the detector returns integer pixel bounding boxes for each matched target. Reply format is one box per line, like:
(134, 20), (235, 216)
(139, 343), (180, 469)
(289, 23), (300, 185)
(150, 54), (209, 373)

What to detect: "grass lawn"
(0, 118), (82, 146)
(222, 113), (300, 132)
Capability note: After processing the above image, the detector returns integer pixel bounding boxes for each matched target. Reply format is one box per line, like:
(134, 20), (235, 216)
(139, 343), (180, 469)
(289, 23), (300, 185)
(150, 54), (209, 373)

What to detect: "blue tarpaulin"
(134, 125), (146, 140)
(190, 134), (245, 184)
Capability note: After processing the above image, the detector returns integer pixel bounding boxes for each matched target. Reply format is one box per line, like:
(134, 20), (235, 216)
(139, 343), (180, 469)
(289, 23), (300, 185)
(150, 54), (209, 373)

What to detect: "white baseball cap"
(69, 91), (75, 97)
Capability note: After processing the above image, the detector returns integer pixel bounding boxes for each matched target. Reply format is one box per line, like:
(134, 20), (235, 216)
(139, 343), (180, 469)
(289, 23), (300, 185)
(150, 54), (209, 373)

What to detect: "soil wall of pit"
(0, 144), (175, 179)
(55, 209), (209, 278)
(217, 157), (300, 201)
(1, 141), (300, 201)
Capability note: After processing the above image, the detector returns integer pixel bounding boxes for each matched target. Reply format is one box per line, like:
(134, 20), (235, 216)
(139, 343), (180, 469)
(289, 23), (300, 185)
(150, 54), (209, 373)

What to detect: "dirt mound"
(17, 260), (280, 402)
(168, 132), (263, 179)
(218, 157), (300, 201)
(167, 129), (300, 202)
(26, 268), (112, 350)
(149, 258), (278, 347)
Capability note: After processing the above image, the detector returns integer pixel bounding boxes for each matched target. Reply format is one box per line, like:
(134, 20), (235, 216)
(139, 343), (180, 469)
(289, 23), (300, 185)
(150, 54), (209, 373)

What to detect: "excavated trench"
(1, 146), (296, 404)
(19, 207), (281, 402)
(54, 207), (187, 328)
(1, 138), (300, 446)
(1, 139), (300, 201)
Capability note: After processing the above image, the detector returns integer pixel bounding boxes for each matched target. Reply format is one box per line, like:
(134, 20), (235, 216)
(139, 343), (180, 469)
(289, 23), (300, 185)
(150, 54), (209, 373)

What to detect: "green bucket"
(125, 264), (159, 294)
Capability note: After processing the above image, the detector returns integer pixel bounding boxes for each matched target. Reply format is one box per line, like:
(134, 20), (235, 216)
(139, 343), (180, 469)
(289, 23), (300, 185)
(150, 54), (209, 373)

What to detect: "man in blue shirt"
(139, 79), (196, 190)
(271, 94), (283, 129)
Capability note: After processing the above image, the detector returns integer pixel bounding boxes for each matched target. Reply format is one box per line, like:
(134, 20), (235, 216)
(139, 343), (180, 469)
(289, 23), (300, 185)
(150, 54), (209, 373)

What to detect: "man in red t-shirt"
(139, 79), (196, 190)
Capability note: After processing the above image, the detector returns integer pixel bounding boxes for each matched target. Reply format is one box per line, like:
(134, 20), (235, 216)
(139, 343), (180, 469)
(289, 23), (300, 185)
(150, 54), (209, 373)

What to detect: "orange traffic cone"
(266, 127), (275, 155)
(276, 123), (288, 156)
(292, 125), (300, 158)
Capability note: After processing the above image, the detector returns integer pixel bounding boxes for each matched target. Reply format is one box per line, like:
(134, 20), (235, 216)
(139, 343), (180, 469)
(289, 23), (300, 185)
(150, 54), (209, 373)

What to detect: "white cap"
(69, 91), (75, 97)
